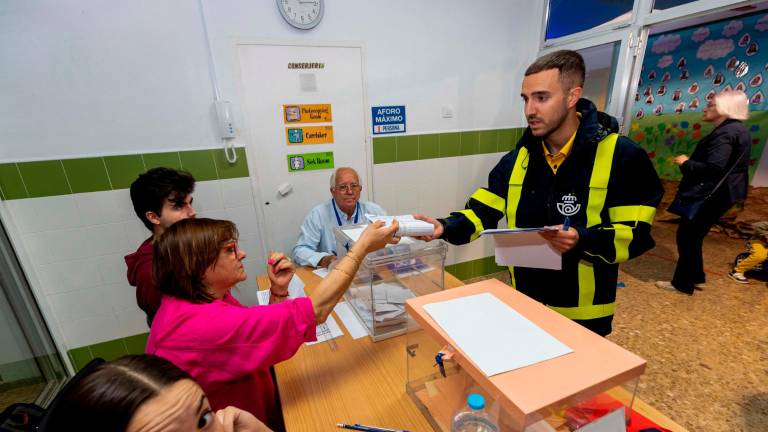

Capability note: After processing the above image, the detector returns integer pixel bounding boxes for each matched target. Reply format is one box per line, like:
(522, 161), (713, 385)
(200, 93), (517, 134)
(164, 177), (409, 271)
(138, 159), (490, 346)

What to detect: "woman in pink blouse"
(146, 218), (399, 431)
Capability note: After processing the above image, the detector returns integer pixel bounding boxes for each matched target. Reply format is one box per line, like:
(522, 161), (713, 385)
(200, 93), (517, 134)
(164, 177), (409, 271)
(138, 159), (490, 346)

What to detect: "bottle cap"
(467, 393), (485, 410)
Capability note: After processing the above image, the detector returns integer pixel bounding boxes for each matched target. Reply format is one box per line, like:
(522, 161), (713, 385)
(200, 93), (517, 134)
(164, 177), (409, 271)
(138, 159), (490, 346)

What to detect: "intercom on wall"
(215, 100), (236, 138)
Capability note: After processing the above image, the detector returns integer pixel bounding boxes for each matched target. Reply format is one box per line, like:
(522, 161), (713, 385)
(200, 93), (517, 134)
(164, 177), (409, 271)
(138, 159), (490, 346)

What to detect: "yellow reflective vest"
(440, 101), (663, 336)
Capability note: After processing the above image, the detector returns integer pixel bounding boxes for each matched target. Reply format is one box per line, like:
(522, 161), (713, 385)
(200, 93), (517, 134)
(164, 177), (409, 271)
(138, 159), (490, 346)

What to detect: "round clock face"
(277, 0), (324, 30)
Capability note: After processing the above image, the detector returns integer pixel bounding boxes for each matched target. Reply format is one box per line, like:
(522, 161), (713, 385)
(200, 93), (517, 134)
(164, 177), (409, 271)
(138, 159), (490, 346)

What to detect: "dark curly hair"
(129, 167), (195, 230)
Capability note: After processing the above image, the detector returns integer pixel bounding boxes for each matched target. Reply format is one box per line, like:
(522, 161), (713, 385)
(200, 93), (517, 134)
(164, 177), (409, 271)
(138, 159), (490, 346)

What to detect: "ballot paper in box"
(405, 279), (648, 432)
(334, 223), (447, 341)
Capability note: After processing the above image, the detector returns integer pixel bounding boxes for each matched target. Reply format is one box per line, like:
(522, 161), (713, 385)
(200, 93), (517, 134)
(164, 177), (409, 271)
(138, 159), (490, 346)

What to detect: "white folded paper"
(480, 227), (562, 270)
(365, 214), (434, 237)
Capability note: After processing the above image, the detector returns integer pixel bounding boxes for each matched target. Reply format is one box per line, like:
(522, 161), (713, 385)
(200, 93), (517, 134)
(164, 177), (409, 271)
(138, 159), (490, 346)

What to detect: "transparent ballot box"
(405, 279), (646, 432)
(334, 224), (447, 341)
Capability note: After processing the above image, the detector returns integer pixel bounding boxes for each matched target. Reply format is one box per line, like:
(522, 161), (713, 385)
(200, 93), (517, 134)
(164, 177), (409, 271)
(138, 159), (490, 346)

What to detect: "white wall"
(1, 0), (540, 162)
(1, 178), (263, 353)
(0, 0), (545, 359)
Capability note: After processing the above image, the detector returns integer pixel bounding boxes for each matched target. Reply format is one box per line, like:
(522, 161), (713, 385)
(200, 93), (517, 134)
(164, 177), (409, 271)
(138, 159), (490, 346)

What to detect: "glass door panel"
(578, 42), (622, 112)
(0, 218), (67, 411)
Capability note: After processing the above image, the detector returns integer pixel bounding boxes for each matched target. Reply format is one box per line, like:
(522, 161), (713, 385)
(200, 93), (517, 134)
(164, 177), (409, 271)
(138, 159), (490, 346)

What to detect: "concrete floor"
(471, 220), (768, 432)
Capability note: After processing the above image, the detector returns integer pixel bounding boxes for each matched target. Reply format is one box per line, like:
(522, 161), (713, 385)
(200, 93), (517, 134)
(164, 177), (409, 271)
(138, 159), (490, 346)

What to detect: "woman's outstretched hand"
(355, 220), (400, 254)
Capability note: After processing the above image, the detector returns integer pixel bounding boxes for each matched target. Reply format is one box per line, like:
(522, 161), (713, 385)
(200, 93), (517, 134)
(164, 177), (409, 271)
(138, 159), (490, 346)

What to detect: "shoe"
(655, 281), (676, 291)
(728, 271), (749, 284)
(655, 281), (694, 295)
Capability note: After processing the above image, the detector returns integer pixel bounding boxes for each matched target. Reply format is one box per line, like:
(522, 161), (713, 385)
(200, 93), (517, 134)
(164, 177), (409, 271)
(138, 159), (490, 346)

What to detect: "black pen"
(337, 423), (410, 432)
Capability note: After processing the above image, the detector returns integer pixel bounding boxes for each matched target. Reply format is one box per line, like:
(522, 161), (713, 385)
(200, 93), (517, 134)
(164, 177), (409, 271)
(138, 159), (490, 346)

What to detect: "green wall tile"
(214, 147), (249, 179)
(104, 155), (146, 190)
(396, 136), (419, 162)
(478, 130), (498, 154)
(460, 131), (479, 156)
(180, 150), (218, 181)
(17, 161), (71, 198)
(498, 129), (514, 152)
(418, 134), (440, 159)
(143, 152), (182, 170)
(0, 163), (27, 200)
(124, 333), (149, 355)
(373, 137), (397, 164)
(89, 339), (128, 362)
(62, 158), (111, 193)
(439, 133), (461, 157)
(68, 347), (93, 372)
(449, 261), (474, 281)
(478, 256), (503, 276)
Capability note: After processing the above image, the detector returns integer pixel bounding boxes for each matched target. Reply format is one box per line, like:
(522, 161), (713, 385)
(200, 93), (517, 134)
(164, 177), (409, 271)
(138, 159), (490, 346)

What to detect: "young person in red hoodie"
(125, 168), (196, 325)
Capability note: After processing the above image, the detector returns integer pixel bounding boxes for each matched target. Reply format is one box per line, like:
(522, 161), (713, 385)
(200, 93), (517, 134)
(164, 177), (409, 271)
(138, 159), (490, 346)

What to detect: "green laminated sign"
(287, 152), (334, 172)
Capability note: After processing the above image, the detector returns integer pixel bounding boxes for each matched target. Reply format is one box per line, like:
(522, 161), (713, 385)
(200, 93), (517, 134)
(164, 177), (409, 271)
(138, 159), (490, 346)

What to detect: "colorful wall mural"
(630, 11), (768, 181)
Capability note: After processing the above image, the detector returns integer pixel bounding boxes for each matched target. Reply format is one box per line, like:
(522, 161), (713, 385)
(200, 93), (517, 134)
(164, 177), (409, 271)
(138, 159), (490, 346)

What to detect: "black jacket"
(440, 99), (663, 336)
(678, 119), (750, 206)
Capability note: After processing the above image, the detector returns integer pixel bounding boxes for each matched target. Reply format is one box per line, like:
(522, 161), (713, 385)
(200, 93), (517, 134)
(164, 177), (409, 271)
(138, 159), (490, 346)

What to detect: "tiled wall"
(1, 127), (524, 372)
(0, 148), (248, 200)
(0, 147), (264, 371)
(372, 128), (523, 164)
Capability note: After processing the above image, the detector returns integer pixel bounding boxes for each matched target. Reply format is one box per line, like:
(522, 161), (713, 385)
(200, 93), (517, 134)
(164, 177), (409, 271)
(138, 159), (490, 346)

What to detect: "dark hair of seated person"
(42, 354), (191, 432)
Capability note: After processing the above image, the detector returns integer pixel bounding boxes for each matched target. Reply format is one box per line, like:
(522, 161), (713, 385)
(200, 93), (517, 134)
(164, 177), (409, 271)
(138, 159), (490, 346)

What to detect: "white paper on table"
(256, 275), (343, 345)
(333, 301), (368, 339)
(312, 267), (330, 278)
(575, 407), (625, 432)
(306, 315), (344, 346)
(287, 275), (307, 297)
(481, 228), (562, 270)
(423, 292), (572, 376)
(365, 214), (434, 237)
(256, 274), (307, 304)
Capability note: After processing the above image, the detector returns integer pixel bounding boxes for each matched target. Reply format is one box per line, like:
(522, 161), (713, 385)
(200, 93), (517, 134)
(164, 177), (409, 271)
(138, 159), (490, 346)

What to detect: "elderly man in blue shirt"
(292, 167), (387, 268)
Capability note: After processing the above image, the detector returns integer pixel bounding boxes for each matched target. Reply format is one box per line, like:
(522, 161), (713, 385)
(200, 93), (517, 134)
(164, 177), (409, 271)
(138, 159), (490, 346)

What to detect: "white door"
(236, 43), (369, 255)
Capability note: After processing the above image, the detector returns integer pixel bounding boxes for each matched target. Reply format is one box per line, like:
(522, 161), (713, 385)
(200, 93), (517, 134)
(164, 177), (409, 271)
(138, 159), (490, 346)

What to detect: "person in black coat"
(656, 90), (751, 295)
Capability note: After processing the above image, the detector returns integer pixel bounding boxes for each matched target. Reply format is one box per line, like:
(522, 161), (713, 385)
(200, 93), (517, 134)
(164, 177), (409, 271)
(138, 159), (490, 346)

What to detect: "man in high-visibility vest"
(417, 50), (663, 336)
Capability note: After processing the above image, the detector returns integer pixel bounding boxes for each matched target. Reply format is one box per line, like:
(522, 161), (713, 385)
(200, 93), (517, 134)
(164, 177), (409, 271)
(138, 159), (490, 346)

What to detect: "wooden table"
(258, 268), (687, 431)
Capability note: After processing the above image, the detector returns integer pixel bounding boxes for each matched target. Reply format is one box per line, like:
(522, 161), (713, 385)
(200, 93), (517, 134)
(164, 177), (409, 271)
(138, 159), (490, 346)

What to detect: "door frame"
(230, 39), (373, 253)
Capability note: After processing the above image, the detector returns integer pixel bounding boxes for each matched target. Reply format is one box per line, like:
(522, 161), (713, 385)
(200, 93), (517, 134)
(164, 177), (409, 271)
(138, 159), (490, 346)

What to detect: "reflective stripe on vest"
(506, 146), (529, 288)
(457, 209), (484, 242)
(469, 188), (506, 214)
(505, 133), (619, 320)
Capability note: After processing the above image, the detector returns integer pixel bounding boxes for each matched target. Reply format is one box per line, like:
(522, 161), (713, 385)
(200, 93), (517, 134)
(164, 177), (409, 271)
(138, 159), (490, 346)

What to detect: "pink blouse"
(146, 293), (316, 430)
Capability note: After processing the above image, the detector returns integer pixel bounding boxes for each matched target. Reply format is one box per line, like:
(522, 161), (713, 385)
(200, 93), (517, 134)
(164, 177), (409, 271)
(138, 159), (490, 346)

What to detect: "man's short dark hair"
(129, 167), (195, 230)
(525, 50), (585, 90)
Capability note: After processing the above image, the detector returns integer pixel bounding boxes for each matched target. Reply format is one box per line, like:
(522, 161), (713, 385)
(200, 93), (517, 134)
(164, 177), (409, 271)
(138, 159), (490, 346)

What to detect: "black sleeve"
(577, 139), (663, 264)
(440, 151), (516, 245)
(680, 129), (735, 179)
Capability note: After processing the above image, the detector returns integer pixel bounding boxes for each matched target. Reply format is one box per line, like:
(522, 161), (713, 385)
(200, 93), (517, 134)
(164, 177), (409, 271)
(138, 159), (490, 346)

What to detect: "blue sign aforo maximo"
(371, 105), (406, 135)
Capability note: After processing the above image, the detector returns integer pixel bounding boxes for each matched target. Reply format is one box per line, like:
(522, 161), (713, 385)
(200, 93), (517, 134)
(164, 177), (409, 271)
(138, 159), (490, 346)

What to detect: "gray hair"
(330, 167), (360, 188)
(714, 90), (749, 121)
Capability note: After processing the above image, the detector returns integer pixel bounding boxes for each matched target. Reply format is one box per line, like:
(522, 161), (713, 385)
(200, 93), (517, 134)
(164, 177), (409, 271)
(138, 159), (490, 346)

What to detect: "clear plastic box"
(405, 280), (646, 432)
(334, 224), (447, 341)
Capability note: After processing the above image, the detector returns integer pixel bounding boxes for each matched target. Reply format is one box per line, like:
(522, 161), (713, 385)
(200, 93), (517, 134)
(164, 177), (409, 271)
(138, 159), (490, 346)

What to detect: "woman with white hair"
(656, 90), (751, 295)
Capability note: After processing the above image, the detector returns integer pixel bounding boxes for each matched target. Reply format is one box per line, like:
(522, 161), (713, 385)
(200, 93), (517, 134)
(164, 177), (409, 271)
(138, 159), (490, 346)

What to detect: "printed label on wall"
(283, 104), (332, 123)
(287, 152), (334, 172)
(372, 105), (406, 134)
(285, 126), (334, 145)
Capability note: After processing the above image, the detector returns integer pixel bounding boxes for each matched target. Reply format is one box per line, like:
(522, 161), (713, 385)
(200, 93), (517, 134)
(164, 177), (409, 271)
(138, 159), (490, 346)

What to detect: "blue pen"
(337, 423), (410, 432)
(562, 216), (570, 231)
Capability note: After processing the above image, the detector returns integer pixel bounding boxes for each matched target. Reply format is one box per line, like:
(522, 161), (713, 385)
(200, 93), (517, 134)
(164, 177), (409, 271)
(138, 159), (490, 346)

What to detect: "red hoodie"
(125, 238), (160, 323)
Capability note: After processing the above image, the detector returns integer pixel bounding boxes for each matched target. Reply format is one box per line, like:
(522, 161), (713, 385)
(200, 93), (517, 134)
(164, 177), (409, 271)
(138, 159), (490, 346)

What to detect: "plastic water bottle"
(451, 393), (499, 432)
